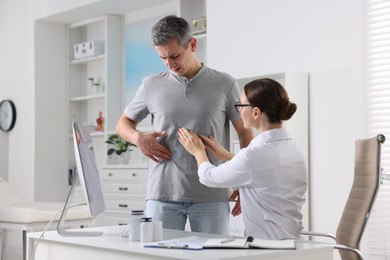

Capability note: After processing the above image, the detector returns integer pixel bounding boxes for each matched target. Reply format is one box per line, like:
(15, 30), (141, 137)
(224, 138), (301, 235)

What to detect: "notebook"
(203, 236), (296, 249)
(145, 236), (296, 250)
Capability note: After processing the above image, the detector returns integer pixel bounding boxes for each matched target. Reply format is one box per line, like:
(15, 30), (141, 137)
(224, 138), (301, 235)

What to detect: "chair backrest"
(335, 134), (385, 260)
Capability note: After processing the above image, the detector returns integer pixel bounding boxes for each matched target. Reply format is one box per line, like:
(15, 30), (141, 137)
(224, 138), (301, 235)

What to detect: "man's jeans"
(146, 200), (230, 235)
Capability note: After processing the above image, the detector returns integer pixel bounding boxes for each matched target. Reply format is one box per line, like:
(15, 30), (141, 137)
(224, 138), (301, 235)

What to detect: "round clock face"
(0, 100), (17, 132)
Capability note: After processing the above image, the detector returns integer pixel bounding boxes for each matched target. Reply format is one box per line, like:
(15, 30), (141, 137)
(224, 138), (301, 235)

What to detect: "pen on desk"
(245, 236), (254, 245)
(221, 237), (235, 244)
(157, 243), (188, 249)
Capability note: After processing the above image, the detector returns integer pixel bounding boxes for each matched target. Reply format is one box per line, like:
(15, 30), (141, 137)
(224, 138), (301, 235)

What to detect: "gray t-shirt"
(124, 65), (242, 202)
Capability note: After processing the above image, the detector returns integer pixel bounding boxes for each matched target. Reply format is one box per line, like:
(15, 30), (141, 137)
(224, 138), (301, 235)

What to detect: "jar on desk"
(140, 217), (153, 242)
(129, 210), (144, 241)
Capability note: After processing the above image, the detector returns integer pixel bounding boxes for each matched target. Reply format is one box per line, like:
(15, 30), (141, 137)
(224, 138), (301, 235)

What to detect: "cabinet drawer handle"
(118, 187), (128, 191)
(118, 204), (128, 208)
(108, 172), (113, 177)
(132, 173), (137, 177)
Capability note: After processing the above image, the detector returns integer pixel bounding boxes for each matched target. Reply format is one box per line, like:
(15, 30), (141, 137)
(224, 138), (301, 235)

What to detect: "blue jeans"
(146, 200), (230, 235)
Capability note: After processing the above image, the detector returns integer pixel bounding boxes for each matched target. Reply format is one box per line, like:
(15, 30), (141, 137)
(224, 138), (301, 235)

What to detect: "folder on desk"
(203, 236), (296, 249)
(145, 236), (295, 250)
(144, 236), (208, 250)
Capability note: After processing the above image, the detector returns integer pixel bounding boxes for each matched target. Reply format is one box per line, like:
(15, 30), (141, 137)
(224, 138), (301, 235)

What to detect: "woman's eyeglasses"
(234, 102), (253, 112)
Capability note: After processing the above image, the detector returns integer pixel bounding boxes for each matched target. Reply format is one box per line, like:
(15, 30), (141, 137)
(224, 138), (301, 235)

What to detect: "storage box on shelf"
(74, 40), (105, 60)
(100, 166), (148, 225)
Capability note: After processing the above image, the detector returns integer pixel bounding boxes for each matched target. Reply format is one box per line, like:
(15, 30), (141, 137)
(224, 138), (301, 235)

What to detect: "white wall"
(0, 0), (11, 180)
(0, 0), (36, 200)
(0, 0), (99, 201)
(207, 0), (364, 238)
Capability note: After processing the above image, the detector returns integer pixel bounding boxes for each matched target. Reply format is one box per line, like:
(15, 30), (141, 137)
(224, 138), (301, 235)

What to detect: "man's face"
(155, 38), (196, 78)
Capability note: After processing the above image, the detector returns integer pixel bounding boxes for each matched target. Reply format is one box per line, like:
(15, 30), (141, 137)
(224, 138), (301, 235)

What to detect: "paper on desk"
(144, 236), (208, 250)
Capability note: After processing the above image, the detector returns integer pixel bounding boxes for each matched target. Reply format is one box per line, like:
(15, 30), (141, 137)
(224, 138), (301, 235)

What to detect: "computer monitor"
(57, 121), (105, 236)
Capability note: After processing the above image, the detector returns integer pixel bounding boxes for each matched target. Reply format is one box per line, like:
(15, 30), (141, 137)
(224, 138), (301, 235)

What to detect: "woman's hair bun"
(279, 99), (297, 120)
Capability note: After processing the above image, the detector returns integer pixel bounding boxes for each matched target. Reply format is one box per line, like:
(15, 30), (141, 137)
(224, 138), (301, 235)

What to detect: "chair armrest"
(295, 240), (364, 260)
(301, 230), (336, 241)
(334, 244), (364, 260)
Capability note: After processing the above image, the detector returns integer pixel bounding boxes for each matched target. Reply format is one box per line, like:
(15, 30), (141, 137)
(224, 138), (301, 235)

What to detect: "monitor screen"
(72, 121), (105, 217)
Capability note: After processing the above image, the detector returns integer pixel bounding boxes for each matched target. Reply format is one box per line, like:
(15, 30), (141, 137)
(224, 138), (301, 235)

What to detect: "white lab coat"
(198, 128), (307, 239)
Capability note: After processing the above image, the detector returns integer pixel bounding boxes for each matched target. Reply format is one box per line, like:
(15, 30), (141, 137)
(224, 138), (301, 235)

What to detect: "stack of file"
(144, 236), (296, 250)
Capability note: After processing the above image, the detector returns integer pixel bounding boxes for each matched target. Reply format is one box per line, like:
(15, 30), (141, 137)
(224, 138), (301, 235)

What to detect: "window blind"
(363, 0), (390, 258)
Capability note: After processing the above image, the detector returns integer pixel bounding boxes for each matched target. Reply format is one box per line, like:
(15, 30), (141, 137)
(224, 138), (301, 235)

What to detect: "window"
(362, 0), (390, 258)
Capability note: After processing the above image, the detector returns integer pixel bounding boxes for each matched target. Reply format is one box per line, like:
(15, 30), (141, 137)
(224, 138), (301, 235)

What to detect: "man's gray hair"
(151, 15), (192, 48)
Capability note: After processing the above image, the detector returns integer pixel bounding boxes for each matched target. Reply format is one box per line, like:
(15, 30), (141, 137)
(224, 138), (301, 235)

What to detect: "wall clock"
(0, 100), (17, 132)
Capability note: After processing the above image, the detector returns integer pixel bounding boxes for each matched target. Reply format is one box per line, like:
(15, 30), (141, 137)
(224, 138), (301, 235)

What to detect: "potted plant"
(105, 134), (136, 164)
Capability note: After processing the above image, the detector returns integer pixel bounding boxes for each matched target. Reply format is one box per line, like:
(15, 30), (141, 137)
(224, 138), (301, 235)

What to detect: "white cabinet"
(64, 15), (124, 223)
(100, 166), (148, 226)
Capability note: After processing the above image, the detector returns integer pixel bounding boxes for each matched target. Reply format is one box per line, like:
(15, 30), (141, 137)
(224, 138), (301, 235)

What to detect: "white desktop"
(27, 225), (333, 260)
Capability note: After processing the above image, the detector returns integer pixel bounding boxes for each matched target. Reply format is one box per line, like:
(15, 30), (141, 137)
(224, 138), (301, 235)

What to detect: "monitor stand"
(57, 173), (103, 237)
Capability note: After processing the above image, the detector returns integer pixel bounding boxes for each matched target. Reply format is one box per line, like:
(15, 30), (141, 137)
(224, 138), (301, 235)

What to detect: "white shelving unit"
(179, 0), (207, 64)
(64, 15), (123, 224)
(66, 14), (122, 171)
(66, 14), (122, 126)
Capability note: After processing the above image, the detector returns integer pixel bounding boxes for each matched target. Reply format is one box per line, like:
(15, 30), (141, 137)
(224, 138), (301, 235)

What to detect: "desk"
(1, 218), (91, 260)
(27, 226), (333, 260)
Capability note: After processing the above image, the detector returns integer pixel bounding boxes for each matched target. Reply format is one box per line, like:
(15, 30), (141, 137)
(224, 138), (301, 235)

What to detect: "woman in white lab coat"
(177, 78), (307, 239)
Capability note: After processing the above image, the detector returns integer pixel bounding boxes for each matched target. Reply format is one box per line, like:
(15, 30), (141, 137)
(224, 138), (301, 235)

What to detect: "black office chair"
(301, 134), (386, 260)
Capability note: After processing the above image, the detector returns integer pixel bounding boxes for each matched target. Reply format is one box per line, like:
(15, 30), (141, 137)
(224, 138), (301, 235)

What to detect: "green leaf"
(107, 148), (116, 155)
(106, 134), (137, 159)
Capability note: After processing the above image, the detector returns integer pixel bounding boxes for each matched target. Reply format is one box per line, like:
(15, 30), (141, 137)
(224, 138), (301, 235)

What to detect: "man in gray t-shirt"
(116, 15), (253, 235)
